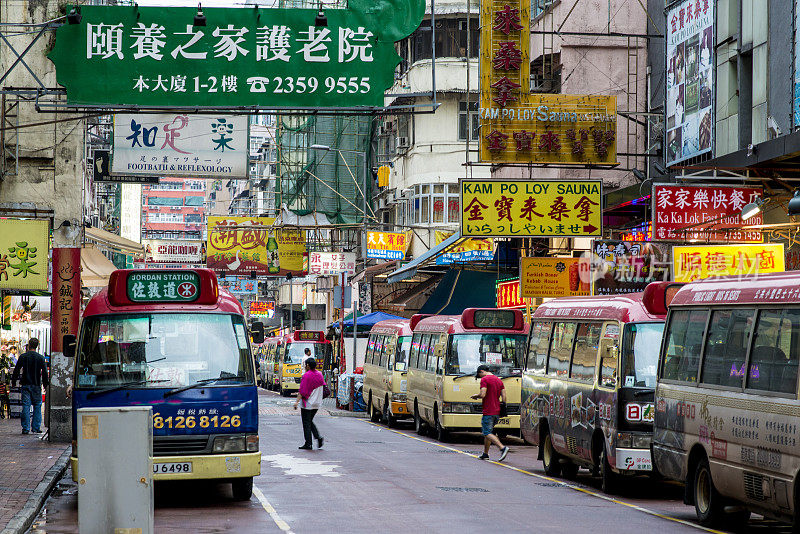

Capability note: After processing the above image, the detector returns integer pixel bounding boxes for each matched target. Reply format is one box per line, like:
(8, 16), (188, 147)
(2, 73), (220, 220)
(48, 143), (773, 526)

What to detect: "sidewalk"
(0, 416), (70, 534)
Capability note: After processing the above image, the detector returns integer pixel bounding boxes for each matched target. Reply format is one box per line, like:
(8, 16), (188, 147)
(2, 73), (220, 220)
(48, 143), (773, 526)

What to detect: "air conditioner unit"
(397, 136), (410, 149)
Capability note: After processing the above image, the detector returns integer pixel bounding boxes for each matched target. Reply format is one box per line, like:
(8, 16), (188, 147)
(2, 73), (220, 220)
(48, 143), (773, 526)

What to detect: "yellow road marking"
(365, 421), (726, 534)
(253, 486), (294, 533)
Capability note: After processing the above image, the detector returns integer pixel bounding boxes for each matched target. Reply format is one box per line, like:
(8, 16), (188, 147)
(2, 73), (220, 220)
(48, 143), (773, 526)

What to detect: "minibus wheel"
(433, 411), (449, 442)
(541, 432), (562, 477)
(600, 447), (618, 494)
(383, 396), (397, 428)
(369, 394), (381, 423)
(231, 477), (253, 501)
(694, 457), (723, 526)
(414, 403), (426, 436)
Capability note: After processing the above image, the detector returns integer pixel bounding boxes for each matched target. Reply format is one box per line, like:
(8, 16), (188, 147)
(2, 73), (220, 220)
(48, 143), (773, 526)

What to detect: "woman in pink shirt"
(294, 357), (326, 450)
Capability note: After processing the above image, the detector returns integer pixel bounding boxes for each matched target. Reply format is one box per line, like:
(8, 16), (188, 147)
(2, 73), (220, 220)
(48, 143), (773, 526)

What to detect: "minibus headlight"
(245, 434), (259, 452)
(213, 436), (246, 453)
(391, 393), (407, 403)
(616, 432), (632, 448)
(442, 402), (473, 414)
(632, 435), (651, 449)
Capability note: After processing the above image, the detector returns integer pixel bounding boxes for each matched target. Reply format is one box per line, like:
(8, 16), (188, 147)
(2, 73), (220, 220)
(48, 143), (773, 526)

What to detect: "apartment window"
(186, 181), (204, 191)
(185, 196), (204, 207)
(532, 0), (555, 19)
(147, 213), (183, 223)
(148, 196), (182, 206)
(185, 213), (202, 223)
(412, 183), (460, 225)
(410, 18), (479, 64)
(458, 101), (479, 141)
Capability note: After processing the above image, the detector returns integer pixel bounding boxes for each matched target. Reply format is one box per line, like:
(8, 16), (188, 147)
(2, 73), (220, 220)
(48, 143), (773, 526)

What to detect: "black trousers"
(301, 408), (320, 446)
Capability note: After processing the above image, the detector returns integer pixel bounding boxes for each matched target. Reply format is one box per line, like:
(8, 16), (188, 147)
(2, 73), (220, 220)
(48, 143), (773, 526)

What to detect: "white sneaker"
(498, 446), (509, 462)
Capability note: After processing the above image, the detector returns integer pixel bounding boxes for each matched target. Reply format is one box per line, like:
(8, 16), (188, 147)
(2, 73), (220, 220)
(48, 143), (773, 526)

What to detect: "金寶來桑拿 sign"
(48, 4), (423, 109)
(113, 114), (248, 178)
(519, 257), (590, 298)
(366, 231), (407, 260)
(478, 0), (617, 165)
(127, 271), (201, 302)
(460, 180), (602, 237)
(672, 244), (785, 283)
(0, 219), (50, 291)
(207, 217), (306, 277)
(653, 184), (763, 243)
(307, 252), (356, 276)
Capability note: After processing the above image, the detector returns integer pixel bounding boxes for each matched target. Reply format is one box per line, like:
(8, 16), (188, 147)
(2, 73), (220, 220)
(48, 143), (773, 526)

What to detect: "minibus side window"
(701, 308), (755, 388)
(366, 335), (375, 365)
(662, 309), (708, 382)
(599, 323), (620, 388)
(748, 309), (799, 395)
(548, 322), (576, 378)
(410, 334), (421, 369)
(527, 322), (551, 375)
(570, 323), (601, 383)
(419, 334), (431, 371)
(379, 335), (390, 368)
(427, 335), (439, 373)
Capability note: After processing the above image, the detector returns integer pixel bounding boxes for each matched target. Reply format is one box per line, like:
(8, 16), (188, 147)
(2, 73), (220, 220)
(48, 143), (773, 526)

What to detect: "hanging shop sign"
(434, 230), (494, 265)
(519, 257), (590, 298)
(249, 301), (275, 318)
(496, 278), (531, 309)
(366, 231), (407, 260)
(112, 114), (248, 178)
(93, 149), (159, 183)
(590, 241), (672, 295)
(219, 276), (258, 296)
(672, 243), (785, 283)
(206, 216), (306, 277)
(460, 179), (602, 237)
(478, 0), (616, 165)
(51, 248), (82, 352)
(143, 239), (203, 264)
(49, 4), (423, 109)
(307, 252), (356, 276)
(0, 219), (50, 291)
(652, 184), (763, 243)
(666, 0), (713, 165)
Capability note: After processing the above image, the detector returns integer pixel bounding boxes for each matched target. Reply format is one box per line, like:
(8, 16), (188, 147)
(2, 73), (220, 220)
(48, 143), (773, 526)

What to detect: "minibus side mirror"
(250, 322), (265, 344)
(63, 334), (77, 358)
(606, 343), (619, 359)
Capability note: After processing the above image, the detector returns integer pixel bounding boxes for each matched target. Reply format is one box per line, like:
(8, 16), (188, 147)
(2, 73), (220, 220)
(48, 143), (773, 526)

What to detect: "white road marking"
(262, 453), (341, 477)
(253, 486), (295, 534)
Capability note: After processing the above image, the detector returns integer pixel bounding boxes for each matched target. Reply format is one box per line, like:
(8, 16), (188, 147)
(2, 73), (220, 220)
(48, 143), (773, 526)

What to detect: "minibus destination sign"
(127, 271), (201, 303)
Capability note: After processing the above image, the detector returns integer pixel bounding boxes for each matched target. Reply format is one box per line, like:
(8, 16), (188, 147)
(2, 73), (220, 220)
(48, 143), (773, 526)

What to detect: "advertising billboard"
(519, 257), (590, 298)
(0, 219), (50, 291)
(590, 241), (671, 295)
(143, 239), (203, 264)
(672, 243), (785, 283)
(666, 0), (713, 165)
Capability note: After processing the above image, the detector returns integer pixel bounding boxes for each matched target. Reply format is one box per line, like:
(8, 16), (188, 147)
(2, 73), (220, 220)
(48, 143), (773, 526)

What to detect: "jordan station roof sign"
(49, 2), (424, 110)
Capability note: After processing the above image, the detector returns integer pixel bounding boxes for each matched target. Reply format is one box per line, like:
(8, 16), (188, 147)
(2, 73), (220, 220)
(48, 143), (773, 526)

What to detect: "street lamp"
(741, 196), (768, 221)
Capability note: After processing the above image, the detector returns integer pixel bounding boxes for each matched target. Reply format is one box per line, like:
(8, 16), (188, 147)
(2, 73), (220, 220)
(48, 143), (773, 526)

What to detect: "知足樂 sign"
(0, 219), (50, 291)
(366, 231), (406, 261)
(652, 184), (763, 242)
(672, 244), (785, 283)
(207, 217), (306, 277)
(460, 180), (602, 237)
(127, 271), (200, 302)
(113, 114), (248, 178)
(519, 257), (590, 298)
(666, 0), (713, 165)
(49, 4), (423, 109)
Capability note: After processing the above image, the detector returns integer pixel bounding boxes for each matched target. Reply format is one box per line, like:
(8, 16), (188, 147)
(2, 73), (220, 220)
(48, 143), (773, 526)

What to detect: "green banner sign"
(127, 271), (201, 302)
(49, 3), (424, 109)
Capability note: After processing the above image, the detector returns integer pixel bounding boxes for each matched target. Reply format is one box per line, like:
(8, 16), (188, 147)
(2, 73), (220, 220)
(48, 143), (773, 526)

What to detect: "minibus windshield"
(284, 342), (326, 364)
(446, 334), (526, 376)
(397, 336), (412, 365)
(621, 322), (664, 388)
(76, 313), (253, 388)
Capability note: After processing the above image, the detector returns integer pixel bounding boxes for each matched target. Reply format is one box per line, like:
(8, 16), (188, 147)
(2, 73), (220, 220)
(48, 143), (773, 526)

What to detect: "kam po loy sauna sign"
(48, 2), (423, 108)
(479, 0), (617, 164)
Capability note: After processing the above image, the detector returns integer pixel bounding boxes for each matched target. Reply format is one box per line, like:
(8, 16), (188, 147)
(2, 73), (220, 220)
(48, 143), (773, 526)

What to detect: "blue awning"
(386, 231), (462, 284)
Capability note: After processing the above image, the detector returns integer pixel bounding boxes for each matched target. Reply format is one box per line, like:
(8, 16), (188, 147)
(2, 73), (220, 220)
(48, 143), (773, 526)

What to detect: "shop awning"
(84, 227), (145, 255)
(81, 246), (118, 287)
(419, 269), (500, 315)
(386, 231), (463, 284)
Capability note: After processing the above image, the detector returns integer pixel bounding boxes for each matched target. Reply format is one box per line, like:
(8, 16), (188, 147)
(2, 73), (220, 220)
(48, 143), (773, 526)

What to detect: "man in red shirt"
(471, 365), (509, 461)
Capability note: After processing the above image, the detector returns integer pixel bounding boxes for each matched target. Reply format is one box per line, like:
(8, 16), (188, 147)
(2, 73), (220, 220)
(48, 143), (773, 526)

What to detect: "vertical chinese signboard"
(666, 0), (713, 165)
(48, 4), (424, 108)
(591, 241), (671, 295)
(207, 216), (306, 277)
(460, 179), (602, 237)
(0, 219), (50, 291)
(519, 257), (590, 298)
(113, 114), (248, 178)
(479, 0), (617, 164)
(51, 248), (82, 352)
(652, 184), (762, 242)
(672, 244), (785, 283)
(496, 278), (530, 309)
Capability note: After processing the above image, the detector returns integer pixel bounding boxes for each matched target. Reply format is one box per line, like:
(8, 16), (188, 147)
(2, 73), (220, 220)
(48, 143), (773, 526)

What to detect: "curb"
(326, 409), (368, 418)
(2, 447), (71, 534)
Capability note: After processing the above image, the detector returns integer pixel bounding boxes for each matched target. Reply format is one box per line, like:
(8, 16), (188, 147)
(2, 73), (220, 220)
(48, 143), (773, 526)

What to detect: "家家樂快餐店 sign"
(672, 244), (785, 283)
(366, 231), (407, 261)
(666, 0), (713, 165)
(113, 114), (248, 178)
(479, 0), (617, 165)
(207, 217), (306, 277)
(48, 4), (423, 108)
(519, 257), (590, 298)
(653, 184), (763, 243)
(0, 219), (50, 291)
(127, 271), (200, 302)
(460, 180), (602, 237)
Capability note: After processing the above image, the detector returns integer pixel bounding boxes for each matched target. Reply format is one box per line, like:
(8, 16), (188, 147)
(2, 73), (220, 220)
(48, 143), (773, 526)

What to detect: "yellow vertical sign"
(0, 219), (50, 291)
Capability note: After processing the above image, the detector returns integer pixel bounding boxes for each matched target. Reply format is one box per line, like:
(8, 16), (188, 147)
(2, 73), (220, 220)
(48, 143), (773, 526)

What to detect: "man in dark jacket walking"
(11, 338), (48, 435)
